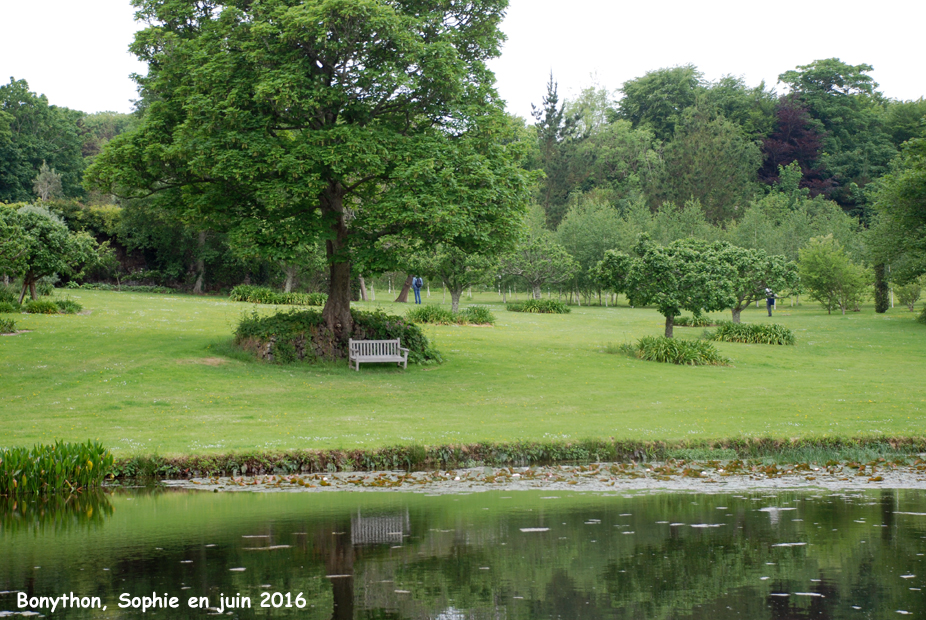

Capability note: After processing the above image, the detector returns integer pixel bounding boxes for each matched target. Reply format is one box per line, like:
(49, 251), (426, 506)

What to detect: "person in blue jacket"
(413, 276), (423, 304)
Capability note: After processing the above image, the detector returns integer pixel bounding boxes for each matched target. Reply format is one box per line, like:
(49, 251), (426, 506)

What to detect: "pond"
(3, 487), (926, 618)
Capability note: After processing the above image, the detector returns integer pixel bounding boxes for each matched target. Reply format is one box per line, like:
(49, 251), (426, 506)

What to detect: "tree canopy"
(87, 0), (530, 339)
(597, 235), (737, 337)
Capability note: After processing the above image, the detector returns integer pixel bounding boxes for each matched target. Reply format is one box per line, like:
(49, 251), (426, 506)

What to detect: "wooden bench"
(348, 338), (409, 371)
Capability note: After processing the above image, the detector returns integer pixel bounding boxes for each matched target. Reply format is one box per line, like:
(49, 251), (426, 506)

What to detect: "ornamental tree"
(9, 206), (97, 302)
(717, 245), (799, 323)
(86, 0), (529, 340)
(499, 206), (578, 299)
(798, 235), (870, 315)
(597, 235), (737, 337)
(408, 243), (497, 313)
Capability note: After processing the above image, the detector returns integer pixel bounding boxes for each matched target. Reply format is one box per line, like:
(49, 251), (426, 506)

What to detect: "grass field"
(1, 289), (924, 456)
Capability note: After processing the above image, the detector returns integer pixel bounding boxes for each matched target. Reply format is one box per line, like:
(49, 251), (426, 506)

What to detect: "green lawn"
(1, 289), (924, 456)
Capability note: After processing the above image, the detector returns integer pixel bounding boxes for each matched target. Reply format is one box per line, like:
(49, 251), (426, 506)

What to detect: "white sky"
(1, 0), (924, 117)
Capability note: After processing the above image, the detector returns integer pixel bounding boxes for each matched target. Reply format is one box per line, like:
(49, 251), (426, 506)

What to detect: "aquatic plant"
(0, 441), (114, 495)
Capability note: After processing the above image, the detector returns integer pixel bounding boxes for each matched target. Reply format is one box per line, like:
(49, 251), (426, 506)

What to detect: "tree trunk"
(18, 277), (31, 304)
(664, 314), (675, 338)
(874, 263), (889, 313)
(192, 231), (206, 294)
(731, 307), (742, 323)
(320, 182), (354, 339)
(395, 276), (412, 303)
(358, 276), (368, 302)
(532, 284), (542, 300)
(450, 289), (463, 313)
(283, 263), (298, 293)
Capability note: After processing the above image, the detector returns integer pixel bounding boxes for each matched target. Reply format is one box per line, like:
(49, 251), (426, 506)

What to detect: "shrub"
(0, 317), (15, 333)
(918, 304), (926, 325)
(0, 440), (114, 495)
(0, 301), (19, 313)
(459, 305), (495, 325)
(896, 279), (923, 312)
(24, 300), (60, 314)
(621, 336), (730, 366)
(674, 314), (727, 327)
(506, 298), (570, 314)
(229, 284), (326, 306)
(0, 284), (18, 305)
(235, 308), (441, 365)
(54, 298), (83, 314)
(708, 322), (796, 345)
(406, 304), (495, 326)
(406, 304), (456, 325)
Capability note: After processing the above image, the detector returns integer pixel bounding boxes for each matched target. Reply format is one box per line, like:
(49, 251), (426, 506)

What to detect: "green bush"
(506, 298), (570, 314)
(0, 317), (15, 333)
(0, 284), (18, 305)
(0, 440), (114, 495)
(918, 304), (926, 325)
(0, 301), (19, 313)
(623, 336), (730, 366)
(406, 304), (456, 324)
(24, 300), (60, 314)
(708, 322), (796, 345)
(406, 304), (495, 326)
(54, 298), (83, 314)
(235, 308), (441, 365)
(229, 284), (326, 306)
(674, 314), (727, 327)
(459, 305), (495, 325)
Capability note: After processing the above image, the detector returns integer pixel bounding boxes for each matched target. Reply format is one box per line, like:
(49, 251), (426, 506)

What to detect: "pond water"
(3, 487), (926, 618)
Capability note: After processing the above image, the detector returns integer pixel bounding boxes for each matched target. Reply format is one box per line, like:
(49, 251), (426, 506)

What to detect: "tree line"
(2, 0), (924, 339)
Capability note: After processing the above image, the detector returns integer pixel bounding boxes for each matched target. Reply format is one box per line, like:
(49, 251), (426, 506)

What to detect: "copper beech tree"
(87, 0), (530, 340)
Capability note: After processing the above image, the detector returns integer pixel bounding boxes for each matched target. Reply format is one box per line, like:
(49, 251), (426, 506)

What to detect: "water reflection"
(1, 489), (926, 618)
(0, 489), (113, 532)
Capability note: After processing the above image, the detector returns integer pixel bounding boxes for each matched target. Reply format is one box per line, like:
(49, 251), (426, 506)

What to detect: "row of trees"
(529, 60), (925, 227)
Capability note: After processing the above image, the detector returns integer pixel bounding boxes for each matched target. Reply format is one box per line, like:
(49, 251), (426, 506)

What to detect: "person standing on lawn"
(766, 287), (776, 317)
(413, 276), (424, 304)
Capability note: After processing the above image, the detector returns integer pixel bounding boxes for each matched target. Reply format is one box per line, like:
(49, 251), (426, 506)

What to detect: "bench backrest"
(349, 339), (401, 357)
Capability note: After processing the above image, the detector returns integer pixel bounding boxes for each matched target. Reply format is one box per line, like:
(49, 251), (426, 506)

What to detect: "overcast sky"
(1, 0), (924, 117)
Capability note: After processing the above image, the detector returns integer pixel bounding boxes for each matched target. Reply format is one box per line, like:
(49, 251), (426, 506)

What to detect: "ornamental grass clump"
(406, 304), (495, 325)
(626, 336), (730, 366)
(708, 322), (796, 345)
(506, 298), (570, 314)
(0, 317), (15, 333)
(229, 284), (326, 306)
(0, 441), (114, 496)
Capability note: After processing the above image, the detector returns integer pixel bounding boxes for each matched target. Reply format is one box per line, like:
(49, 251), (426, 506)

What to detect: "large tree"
(0, 79), (85, 202)
(867, 137), (926, 284)
(87, 0), (529, 340)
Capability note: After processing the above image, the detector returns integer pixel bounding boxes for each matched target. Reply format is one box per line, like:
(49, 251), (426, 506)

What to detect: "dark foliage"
(760, 97), (832, 194)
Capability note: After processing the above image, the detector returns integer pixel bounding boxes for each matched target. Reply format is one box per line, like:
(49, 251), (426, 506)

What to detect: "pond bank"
(111, 437), (926, 479)
(162, 459), (926, 493)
